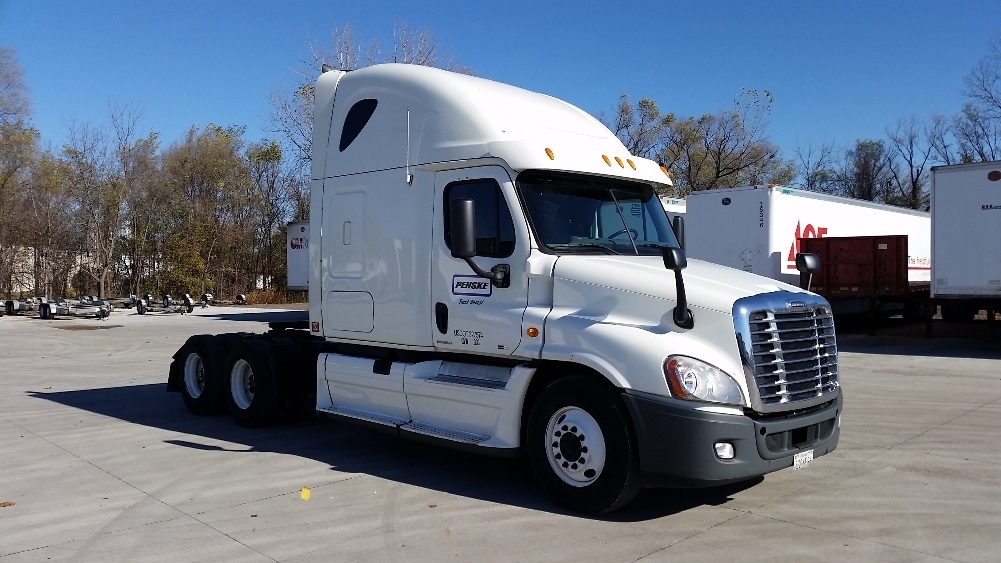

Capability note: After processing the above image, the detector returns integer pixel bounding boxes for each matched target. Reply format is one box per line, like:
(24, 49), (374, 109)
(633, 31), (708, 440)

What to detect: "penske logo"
(452, 275), (492, 297)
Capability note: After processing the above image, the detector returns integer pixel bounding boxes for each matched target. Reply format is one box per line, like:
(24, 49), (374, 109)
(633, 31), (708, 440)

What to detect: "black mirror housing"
(795, 252), (821, 274)
(672, 215), (685, 250)
(662, 246), (688, 271)
(449, 198), (476, 259)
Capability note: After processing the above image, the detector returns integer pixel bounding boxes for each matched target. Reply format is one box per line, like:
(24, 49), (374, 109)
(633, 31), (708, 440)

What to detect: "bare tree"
(63, 121), (121, 297)
(963, 34), (1001, 119)
(600, 94), (674, 159)
(953, 103), (1000, 162)
(832, 139), (898, 202)
(886, 116), (933, 209)
(792, 141), (837, 192)
(267, 21), (471, 184)
(927, 114), (960, 165)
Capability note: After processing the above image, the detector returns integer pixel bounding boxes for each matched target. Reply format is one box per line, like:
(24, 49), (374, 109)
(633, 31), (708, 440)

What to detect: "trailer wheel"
(526, 375), (640, 514)
(176, 337), (227, 415)
(226, 339), (280, 427)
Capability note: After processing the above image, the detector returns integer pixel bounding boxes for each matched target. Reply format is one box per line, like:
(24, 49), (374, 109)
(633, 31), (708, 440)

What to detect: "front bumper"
(622, 390), (841, 487)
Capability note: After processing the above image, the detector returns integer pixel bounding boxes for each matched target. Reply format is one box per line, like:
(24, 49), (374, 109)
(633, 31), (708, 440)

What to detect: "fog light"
(714, 442), (735, 460)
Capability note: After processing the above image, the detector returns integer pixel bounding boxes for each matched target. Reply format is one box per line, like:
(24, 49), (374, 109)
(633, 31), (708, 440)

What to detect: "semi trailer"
(931, 161), (1001, 300)
(684, 186), (930, 287)
(168, 63), (841, 514)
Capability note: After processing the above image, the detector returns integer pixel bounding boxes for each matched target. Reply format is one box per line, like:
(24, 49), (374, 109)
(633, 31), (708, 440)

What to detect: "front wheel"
(527, 375), (641, 514)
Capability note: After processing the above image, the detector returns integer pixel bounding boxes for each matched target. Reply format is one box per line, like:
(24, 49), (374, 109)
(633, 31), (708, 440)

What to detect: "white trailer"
(685, 185), (931, 287)
(168, 64), (841, 514)
(286, 220), (309, 291)
(660, 196), (686, 223)
(930, 161), (1001, 299)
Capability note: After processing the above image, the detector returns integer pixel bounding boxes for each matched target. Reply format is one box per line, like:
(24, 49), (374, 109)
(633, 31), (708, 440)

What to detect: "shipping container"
(685, 185), (930, 287)
(800, 235), (918, 298)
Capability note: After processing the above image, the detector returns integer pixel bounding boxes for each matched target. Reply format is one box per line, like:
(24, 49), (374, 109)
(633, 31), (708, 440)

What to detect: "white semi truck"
(169, 64), (841, 514)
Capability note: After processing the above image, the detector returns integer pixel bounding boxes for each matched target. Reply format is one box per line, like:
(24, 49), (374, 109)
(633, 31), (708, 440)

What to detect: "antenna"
(406, 108), (413, 185)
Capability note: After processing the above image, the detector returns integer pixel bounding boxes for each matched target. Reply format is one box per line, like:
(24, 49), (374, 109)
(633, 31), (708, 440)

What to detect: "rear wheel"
(39, 303), (51, 319)
(136, 300), (147, 315)
(176, 336), (226, 415)
(527, 375), (641, 514)
(226, 339), (281, 427)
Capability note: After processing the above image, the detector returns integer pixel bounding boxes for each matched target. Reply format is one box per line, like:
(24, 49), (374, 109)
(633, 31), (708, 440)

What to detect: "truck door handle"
(435, 302), (448, 334)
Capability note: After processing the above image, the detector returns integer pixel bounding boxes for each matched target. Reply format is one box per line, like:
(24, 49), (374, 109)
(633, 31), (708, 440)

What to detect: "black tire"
(39, 303), (51, 319)
(226, 338), (282, 427)
(526, 375), (641, 515)
(176, 336), (227, 415)
(136, 300), (147, 315)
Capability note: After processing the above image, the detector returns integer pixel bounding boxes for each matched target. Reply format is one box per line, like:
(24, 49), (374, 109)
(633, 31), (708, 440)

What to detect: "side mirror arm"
(661, 247), (694, 329)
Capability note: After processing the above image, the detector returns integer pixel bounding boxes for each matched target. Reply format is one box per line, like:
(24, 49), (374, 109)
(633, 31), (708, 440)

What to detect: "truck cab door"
(431, 166), (530, 357)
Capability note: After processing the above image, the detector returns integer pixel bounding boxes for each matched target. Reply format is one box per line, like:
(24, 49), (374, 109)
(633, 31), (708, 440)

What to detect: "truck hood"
(551, 254), (808, 314)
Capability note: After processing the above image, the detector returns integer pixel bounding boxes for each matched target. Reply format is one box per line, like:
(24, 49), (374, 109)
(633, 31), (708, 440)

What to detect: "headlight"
(664, 355), (744, 406)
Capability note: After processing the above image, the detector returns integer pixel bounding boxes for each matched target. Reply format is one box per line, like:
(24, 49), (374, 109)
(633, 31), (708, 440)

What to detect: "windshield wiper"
(549, 243), (621, 255)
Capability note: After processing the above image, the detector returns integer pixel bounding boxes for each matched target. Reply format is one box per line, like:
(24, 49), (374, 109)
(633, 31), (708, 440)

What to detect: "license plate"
(793, 449), (814, 470)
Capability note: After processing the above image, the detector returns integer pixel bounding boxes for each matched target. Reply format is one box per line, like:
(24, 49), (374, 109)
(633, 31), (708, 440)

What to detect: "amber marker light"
(626, 159), (636, 170)
(526, 327), (540, 338)
(659, 165), (671, 178)
(545, 147), (555, 160)
(602, 155), (611, 166)
(614, 156), (624, 168)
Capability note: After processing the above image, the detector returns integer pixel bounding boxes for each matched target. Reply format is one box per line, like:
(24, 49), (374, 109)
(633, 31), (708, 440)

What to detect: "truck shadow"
(29, 382), (757, 521)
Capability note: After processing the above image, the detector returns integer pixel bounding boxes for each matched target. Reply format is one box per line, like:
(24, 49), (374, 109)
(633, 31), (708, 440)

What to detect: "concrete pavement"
(1, 309), (999, 562)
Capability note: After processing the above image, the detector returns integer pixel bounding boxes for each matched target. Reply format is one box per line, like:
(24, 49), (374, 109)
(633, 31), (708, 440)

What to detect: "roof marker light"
(659, 165), (671, 178)
(614, 156), (624, 168)
(545, 148), (555, 160)
(626, 158), (636, 170)
(602, 155), (611, 166)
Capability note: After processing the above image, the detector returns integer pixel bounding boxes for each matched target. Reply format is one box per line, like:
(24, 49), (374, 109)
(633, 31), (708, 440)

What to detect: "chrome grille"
(734, 292), (839, 413)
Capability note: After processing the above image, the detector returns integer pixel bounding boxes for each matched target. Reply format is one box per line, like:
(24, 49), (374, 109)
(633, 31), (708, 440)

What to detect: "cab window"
(444, 179), (516, 258)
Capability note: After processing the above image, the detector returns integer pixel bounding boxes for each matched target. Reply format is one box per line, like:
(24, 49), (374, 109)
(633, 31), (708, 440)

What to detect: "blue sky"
(2, 0), (999, 162)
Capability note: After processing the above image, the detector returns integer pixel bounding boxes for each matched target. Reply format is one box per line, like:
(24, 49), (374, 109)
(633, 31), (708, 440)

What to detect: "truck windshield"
(517, 171), (680, 255)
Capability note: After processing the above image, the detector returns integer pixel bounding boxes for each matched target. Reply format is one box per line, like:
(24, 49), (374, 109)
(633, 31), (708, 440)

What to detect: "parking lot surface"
(1, 308), (1000, 562)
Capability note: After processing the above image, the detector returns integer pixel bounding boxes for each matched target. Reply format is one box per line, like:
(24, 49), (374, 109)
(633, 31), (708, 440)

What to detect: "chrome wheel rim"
(545, 406), (606, 487)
